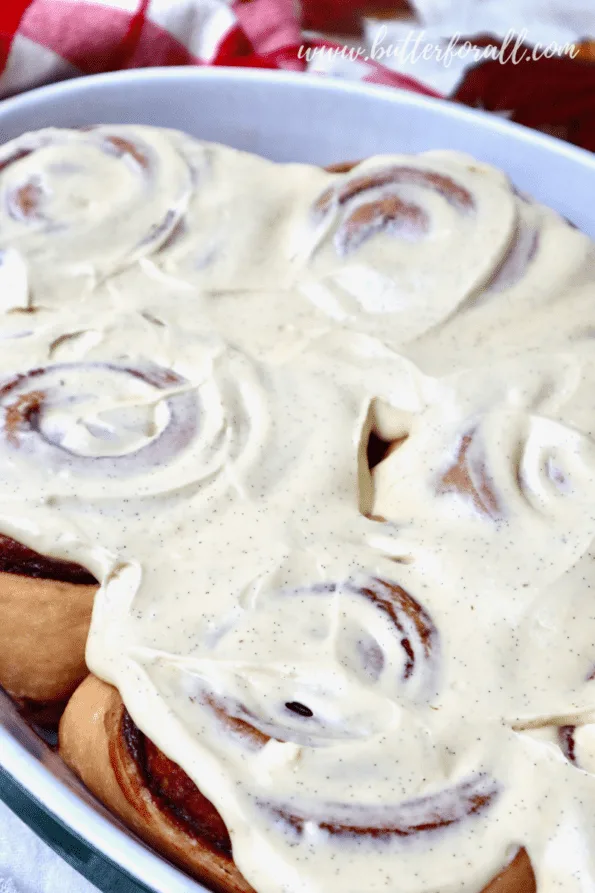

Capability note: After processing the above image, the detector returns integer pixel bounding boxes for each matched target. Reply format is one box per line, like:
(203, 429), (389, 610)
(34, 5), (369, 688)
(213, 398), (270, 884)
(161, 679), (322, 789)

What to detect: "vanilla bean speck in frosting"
(1, 125), (595, 892)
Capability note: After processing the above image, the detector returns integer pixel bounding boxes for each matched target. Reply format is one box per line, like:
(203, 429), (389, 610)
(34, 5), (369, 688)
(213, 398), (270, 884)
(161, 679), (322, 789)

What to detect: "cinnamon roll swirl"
(314, 163), (475, 254)
(322, 160), (573, 313)
(0, 126), (193, 302)
(99, 568), (538, 893)
(0, 360), (202, 499)
(175, 575), (441, 750)
(372, 355), (595, 589)
(294, 152), (521, 343)
(60, 676), (535, 893)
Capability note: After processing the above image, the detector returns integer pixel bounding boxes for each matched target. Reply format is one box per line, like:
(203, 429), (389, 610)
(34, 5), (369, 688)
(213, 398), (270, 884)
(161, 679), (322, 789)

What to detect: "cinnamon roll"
(0, 359), (202, 501)
(294, 151), (523, 343)
(372, 354), (595, 592)
(87, 565), (541, 893)
(0, 126), (193, 303)
(60, 675), (535, 893)
(59, 675), (254, 893)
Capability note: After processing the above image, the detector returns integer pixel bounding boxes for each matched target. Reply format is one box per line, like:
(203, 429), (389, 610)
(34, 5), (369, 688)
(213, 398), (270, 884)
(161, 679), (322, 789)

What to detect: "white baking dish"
(0, 67), (594, 893)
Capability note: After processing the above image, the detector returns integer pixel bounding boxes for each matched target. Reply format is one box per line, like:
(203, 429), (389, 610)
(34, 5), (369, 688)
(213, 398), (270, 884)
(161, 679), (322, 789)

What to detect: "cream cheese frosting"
(1, 125), (595, 892)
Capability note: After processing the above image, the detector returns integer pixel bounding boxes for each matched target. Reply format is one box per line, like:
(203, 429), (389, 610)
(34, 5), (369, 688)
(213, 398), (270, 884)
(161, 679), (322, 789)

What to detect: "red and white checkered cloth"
(0, 0), (441, 100)
(1, 2), (594, 151)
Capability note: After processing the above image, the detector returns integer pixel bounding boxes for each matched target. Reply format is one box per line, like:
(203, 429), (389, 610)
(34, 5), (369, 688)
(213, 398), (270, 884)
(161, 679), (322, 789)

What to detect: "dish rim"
(1, 65), (594, 169)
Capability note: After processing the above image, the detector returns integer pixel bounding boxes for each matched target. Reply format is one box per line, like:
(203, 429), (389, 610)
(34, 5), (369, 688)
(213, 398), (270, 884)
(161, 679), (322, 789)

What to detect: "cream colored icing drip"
(1, 125), (595, 892)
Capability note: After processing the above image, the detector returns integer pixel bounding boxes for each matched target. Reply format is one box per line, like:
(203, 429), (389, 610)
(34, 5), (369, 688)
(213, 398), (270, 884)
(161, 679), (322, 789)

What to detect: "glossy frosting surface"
(1, 125), (595, 893)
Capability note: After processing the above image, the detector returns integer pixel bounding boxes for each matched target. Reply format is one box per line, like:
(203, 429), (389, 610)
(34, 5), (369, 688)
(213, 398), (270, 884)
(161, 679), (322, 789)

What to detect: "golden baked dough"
(60, 675), (254, 893)
(0, 571), (96, 715)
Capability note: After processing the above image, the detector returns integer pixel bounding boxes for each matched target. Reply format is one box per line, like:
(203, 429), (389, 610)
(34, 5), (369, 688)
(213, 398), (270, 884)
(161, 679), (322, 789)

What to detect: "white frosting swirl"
(0, 126), (193, 302)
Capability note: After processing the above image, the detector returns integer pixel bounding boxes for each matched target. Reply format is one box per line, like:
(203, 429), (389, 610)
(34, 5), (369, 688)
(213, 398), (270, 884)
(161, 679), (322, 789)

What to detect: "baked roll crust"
(483, 851), (535, 893)
(0, 535), (97, 722)
(59, 675), (254, 893)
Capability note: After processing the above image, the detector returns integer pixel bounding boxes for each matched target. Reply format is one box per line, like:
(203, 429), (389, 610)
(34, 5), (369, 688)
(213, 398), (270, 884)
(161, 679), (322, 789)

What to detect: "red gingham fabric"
(3, 3), (591, 152)
(0, 0), (440, 100)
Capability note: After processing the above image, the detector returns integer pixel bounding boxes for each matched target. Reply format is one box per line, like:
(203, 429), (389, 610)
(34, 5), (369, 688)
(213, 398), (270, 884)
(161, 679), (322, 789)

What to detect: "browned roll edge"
(59, 675), (255, 893)
(60, 676), (535, 893)
(325, 160), (361, 174)
(484, 849), (536, 893)
(0, 567), (97, 711)
(0, 533), (97, 584)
